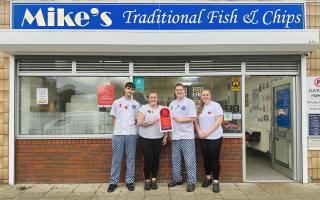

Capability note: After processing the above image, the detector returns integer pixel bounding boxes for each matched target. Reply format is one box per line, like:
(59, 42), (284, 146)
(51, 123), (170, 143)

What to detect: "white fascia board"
(0, 29), (318, 55)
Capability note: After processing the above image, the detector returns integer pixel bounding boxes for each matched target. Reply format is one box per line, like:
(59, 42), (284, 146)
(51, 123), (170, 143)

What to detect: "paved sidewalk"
(0, 182), (320, 200)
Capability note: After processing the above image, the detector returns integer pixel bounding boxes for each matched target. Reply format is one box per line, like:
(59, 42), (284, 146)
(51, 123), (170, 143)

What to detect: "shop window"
(139, 76), (242, 134)
(19, 77), (129, 135)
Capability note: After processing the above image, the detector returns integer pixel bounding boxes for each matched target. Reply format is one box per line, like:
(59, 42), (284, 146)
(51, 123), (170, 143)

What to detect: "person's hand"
(198, 131), (207, 139)
(167, 132), (172, 142)
(162, 135), (168, 145)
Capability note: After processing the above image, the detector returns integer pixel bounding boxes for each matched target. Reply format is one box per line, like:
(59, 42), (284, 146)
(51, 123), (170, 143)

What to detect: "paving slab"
(13, 193), (45, 200)
(1, 182), (320, 200)
(19, 184), (53, 194)
(220, 189), (247, 200)
(72, 184), (101, 194)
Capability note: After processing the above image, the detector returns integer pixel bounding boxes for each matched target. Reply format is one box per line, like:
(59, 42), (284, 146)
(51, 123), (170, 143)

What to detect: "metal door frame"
(270, 76), (298, 180)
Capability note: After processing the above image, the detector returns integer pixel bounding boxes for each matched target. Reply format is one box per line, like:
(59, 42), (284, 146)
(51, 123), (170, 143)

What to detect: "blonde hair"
(197, 89), (212, 116)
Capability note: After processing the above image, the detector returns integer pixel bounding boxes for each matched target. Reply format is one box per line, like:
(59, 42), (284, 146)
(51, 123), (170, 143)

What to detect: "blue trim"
(12, 3), (305, 30)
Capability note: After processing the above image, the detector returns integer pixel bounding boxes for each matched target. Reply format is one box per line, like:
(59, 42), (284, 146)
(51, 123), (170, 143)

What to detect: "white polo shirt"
(138, 104), (164, 139)
(198, 101), (224, 140)
(169, 97), (197, 140)
(110, 97), (140, 135)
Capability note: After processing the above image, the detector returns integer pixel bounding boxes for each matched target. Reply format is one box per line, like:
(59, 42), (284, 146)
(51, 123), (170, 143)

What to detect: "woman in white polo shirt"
(195, 89), (224, 193)
(137, 92), (168, 190)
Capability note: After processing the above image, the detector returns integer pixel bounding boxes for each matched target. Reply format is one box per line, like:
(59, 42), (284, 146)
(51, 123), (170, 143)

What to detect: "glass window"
(19, 77), (129, 135)
(136, 76), (242, 134)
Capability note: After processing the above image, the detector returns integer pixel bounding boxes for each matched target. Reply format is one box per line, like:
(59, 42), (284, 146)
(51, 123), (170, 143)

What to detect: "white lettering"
(57, 8), (75, 26)
(75, 12), (90, 26)
(123, 10), (136, 23)
(47, 7), (55, 26)
(263, 9), (301, 28)
(21, 8), (46, 27)
(100, 11), (112, 27)
(207, 9), (238, 24)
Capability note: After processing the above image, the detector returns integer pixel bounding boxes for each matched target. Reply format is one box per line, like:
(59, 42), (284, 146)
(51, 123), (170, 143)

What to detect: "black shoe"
(107, 184), (117, 192)
(187, 183), (195, 192)
(168, 180), (183, 187)
(151, 180), (158, 190)
(201, 178), (212, 188)
(144, 181), (151, 190)
(212, 182), (220, 193)
(126, 183), (135, 191)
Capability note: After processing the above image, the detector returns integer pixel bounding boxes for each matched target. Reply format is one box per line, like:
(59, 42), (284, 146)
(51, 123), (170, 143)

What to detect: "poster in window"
(98, 83), (115, 106)
(36, 88), (48, 105)
(252, 89), (259, 110)
(275, 88), (291, 129)
(192, 86), (204, 105)
(134, 77), (145, 92)
(231, 77), (240, 92)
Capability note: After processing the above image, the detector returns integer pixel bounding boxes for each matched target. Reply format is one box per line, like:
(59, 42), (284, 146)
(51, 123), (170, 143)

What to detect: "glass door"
(271, 77), (296, 179)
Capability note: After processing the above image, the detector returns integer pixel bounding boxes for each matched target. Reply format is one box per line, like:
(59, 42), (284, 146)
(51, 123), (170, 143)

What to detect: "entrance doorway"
(245, 76), (297, 181)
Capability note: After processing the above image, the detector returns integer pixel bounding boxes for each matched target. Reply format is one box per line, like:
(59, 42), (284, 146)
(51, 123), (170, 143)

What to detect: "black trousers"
(140, 136), (163, 180)
(199, 137), (223, 180)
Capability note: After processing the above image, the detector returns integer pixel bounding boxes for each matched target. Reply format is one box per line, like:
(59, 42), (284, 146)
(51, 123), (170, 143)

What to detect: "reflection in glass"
(19, 77), (129, 135)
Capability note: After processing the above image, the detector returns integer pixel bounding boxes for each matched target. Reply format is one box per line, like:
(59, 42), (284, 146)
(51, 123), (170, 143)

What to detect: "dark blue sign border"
(12, 3), (305, 30)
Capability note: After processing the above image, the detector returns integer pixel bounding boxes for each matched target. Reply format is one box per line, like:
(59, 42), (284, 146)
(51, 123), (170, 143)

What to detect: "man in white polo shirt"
(108, 82), (140, 192)
(168, 83), (197, 192)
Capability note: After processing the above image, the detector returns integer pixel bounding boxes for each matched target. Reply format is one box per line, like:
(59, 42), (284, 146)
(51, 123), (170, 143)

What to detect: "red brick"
(15, 138), (242, 183)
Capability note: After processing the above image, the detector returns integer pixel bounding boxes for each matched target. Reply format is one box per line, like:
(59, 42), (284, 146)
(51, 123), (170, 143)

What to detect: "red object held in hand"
(160, 107), (173, 132)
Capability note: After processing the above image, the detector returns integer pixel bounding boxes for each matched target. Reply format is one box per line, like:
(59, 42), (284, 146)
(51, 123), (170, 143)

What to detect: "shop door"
(271, 77), (296, 179)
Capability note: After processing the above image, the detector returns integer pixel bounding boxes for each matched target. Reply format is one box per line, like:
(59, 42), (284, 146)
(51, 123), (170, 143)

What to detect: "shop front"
(0, 2), (318, 184)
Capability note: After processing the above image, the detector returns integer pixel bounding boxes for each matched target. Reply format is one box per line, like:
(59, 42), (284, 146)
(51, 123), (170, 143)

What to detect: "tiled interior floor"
(246, 149), (292, 182)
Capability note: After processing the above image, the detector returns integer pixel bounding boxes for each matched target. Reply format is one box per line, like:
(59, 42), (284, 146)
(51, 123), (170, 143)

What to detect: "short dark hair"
(175, 83), (184, 89)
(125, 82), (135, 89)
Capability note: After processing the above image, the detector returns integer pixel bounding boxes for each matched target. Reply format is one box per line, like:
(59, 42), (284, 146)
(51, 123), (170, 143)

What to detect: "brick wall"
(15, 138), (242, 183)
(306, 2), (320, 182)
(0, 0), (318, 184)
(0, 0), (10, 184)
(0, 54), (8, 184)
(308, 151), (320, 182)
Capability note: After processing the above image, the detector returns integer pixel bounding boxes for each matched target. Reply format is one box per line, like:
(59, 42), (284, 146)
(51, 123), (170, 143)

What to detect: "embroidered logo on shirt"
(181, 105), (186, 111)
(132, 105), (136, 110)
(208, 111), (212, 115)
(125, 105), (128, 109)
(119, 103), (122, 108)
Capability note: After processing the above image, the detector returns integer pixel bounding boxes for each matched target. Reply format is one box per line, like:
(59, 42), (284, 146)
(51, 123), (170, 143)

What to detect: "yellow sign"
(232, 77), (240, 92)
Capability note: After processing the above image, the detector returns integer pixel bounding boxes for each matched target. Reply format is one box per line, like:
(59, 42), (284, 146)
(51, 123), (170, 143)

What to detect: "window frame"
(16, 56), (300, 139)
(16, 75), (131, 139)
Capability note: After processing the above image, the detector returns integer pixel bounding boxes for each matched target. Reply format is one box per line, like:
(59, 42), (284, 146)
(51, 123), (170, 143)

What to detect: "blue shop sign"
(11, 3), (305, 30)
